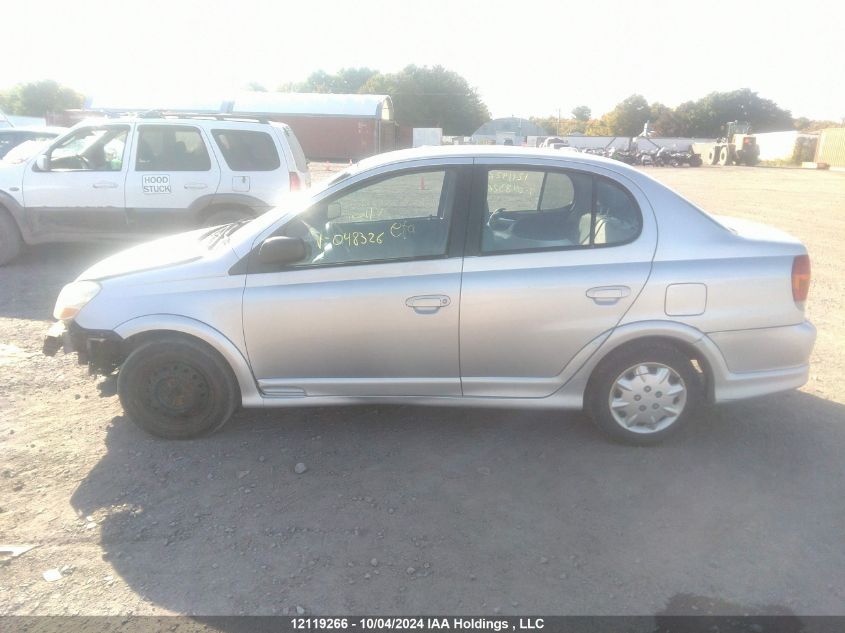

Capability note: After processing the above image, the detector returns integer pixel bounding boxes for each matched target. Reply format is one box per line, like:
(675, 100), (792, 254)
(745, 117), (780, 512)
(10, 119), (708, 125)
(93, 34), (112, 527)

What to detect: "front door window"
(283, 168), (458, 266)
(48, 126), (129, 172)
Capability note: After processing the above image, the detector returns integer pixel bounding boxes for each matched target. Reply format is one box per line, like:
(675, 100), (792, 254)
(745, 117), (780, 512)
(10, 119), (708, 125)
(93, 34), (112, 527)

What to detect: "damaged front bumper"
(43, 320), (124, 375)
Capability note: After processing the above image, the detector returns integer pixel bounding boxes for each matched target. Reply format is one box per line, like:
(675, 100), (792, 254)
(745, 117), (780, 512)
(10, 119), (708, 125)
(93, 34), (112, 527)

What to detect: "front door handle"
(92, 181), (118, 189)
(405, 295), (451, 312)
(586, 285), (631, 304)
(184, 182), (208, 190)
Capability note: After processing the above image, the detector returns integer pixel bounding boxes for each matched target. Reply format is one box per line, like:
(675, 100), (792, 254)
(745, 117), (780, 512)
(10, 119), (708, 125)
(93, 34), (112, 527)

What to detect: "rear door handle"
(405, 295), (451, 312)
(92, 181), (118, 189)
(184, 182), (208, 190)
(586, 285), (631, 304)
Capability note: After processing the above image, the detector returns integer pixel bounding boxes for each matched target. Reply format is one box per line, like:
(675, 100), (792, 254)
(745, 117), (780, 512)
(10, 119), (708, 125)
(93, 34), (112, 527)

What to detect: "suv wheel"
(117, 337), (239, 439)
(0, 209), (24, 266)
(587, 342), (701, 445)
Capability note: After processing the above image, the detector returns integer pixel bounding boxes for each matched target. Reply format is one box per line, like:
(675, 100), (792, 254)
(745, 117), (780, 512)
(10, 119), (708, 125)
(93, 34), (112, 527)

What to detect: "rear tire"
(718, 147), (730, 166)
(0, 209), (24, 266)
(117, 336), (239, 439)
(586, 342), (702, 445)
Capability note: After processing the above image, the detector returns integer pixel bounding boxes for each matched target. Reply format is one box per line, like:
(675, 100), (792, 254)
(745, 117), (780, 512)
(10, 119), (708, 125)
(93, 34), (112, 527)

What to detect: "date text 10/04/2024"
(292, 617), (545, 631)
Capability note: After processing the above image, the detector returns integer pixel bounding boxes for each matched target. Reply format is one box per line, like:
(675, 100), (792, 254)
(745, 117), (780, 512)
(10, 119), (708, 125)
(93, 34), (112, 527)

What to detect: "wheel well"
(121, 330), (242, 399)
(587, 335), (713, 403)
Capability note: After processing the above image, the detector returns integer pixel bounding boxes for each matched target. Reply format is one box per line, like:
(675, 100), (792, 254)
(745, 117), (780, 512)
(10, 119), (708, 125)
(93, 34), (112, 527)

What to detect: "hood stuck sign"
(142, 174), (171, 194)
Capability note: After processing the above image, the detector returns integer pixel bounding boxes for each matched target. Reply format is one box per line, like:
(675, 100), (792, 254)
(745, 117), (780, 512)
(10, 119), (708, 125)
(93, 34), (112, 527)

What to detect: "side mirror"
(35, 155), (51, 171)
(257, 236), (307, 266)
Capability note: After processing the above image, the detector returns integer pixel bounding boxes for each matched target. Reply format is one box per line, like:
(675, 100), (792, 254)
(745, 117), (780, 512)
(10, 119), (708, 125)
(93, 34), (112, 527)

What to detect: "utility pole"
(557, 108), (561, 135)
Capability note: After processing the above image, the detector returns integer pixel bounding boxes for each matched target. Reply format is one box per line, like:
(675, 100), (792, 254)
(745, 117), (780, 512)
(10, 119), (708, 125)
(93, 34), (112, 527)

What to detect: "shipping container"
(815, 127), (845, 168)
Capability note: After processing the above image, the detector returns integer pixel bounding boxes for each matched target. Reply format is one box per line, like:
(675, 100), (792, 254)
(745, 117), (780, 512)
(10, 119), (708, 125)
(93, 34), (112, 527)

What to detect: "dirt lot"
(1, 165), (844, 616)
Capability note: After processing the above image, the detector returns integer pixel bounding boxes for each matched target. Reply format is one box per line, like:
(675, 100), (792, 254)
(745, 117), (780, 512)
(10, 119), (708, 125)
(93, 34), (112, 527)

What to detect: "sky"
(3, 0), (843, 122)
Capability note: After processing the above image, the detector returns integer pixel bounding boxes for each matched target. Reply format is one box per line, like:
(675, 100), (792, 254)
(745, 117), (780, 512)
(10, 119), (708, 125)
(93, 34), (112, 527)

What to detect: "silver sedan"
(44, 146), (816, 444)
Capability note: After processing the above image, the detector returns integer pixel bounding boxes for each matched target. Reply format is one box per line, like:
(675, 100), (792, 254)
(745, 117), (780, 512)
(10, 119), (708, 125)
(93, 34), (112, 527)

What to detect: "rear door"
(123, 123), (220, 232)
(209, 126), (289, 208)
(459, 159), (657, 397)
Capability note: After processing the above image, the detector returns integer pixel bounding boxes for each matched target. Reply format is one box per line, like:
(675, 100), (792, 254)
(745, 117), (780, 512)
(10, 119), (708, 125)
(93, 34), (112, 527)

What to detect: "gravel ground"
(1, 164), (844, 616)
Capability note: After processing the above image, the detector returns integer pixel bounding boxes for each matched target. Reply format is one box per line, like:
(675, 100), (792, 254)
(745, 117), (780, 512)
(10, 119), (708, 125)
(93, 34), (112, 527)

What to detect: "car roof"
(75, 115), (277, 127)
(356, 144), (644, 179)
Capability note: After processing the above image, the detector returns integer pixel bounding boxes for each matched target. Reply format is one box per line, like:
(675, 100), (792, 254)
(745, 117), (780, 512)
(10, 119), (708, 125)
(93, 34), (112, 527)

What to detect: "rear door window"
(136, 125), (211, 171)
(212, 129), (280, 171)
(480, 168), (640, 253)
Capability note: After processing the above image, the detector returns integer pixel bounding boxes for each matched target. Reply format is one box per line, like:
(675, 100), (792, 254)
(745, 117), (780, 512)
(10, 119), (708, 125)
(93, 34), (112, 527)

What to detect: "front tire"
(117, 336), (239, 439)
(587, 342), (702, 445)
(0, 209), (24, 266)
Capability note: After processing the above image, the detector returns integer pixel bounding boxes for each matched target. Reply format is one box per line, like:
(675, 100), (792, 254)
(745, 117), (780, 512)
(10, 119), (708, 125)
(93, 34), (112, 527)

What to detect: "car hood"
(77, 228), (215, 281)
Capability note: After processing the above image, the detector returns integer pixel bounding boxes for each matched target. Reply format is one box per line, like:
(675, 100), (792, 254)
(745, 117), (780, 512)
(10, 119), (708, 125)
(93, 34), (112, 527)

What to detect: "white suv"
(0, 113), (310, 264)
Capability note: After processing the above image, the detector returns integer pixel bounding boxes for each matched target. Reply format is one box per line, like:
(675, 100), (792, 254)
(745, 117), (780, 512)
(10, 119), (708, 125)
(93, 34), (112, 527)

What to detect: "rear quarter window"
(212, 129), (280, 171)
(282, 126), (308, 172)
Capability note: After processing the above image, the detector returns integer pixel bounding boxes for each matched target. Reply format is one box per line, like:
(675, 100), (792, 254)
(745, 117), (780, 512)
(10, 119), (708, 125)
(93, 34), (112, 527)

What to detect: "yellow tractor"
(692, 121), (760, 166)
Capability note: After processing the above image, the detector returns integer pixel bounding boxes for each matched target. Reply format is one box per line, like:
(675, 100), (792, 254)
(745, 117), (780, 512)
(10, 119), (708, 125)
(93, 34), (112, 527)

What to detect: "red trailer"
(231, 93), (400, 161)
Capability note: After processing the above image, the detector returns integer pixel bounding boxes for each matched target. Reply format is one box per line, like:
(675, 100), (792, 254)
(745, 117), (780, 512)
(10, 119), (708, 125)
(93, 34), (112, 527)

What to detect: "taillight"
(792, 254), (811, 304)
(289, 172), (301, 191)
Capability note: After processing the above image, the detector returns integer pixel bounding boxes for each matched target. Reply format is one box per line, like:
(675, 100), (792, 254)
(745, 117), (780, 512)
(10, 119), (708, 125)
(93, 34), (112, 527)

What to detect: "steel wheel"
(118, 336), (239, 439)
(609, 362), (687, 433)
(146, 361), (212, 418)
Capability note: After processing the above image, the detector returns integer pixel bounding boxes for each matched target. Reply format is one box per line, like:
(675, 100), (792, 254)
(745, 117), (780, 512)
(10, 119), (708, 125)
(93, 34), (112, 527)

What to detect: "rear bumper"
(707, 321), (816, 402)
(43, 320), (124, 374)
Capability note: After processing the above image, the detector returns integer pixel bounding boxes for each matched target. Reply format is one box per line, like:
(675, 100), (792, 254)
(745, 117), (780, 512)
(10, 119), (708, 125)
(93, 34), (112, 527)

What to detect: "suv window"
(47, 126), (129, 172)
(212, 129), (280, 171)
(136, 125), (211, 171)
(282, 169), (457, 267)
(481, 168), (640, 253)
(282, 126), (308, 172)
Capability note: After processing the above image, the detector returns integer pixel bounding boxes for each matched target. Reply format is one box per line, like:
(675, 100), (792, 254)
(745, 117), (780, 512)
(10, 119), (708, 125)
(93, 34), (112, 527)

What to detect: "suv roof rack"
(136, 110), (271, 124)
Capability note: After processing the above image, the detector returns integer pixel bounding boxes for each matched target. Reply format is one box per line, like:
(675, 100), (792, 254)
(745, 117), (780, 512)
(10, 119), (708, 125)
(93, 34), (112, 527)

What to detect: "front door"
(123, 124), (220, 233)
(23, 124), (131, 236)
(242, 163), (470, 397)
(459, 162), (657, 397)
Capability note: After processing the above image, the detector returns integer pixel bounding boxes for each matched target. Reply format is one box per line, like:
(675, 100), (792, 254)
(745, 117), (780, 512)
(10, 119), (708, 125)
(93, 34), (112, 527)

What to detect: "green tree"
(282, 67), (379, 94)
(675, 89), (793, 137)
(585, 117), (613, 136)
(649, 102), (685, 136)
(604, 95), (651, 136)
(0, 80), (84, 117)
(360, 65), (490, 135)
(571, 105), (591, 121)
(246, 82), (268, 92)
(793, 117), (843, 132)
